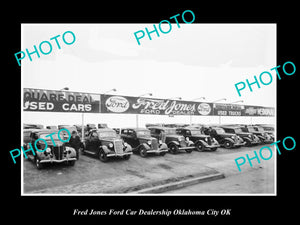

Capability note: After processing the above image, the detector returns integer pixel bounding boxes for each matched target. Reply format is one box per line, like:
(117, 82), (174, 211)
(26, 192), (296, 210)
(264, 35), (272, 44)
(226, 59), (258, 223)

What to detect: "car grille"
(151, 139), (158, 150)
(207, 137), (212, 145)
(114, 140), (124, 154)
(53, 146), (63, 160)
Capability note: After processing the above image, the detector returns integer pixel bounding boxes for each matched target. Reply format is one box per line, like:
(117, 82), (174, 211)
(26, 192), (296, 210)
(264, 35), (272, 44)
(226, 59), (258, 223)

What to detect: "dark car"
(203, 126), (245, 149)
(255, 124), (275, 140)
(220, 126), (261, 146)
(175, 127), (220, 151)
(82, 128), (132, 162)
(121, 128), (168, 157)
(23, 129), (77, 169)
(98, 123), (108, 129)
(148, 127), (194, 154)
(238, 125), (273, 144)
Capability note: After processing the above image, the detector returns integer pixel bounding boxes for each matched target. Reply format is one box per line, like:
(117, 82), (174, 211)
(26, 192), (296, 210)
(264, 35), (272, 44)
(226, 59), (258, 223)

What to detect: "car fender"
(195, 139), (207, 146)
(65, 146), (76, 158)
(187, 140), (194, 146)
(242, 137), (252, 142)
(101, 145), (110, 154)
(35, 151), (45, 159)
(168, 141), (180, 147)
(224, 137), (235, 143)
(159, 143), (168, 150)
(141, 143), (151, 150)
(124, 143), (132, 152)
(257, 135), (265, 140)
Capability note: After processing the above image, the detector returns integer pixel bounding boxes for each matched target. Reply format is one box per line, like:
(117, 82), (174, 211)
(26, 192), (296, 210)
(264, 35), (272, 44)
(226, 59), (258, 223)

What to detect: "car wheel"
(169, 144), (179, 154)
(245, 140), (252, 147)
(195, 141), (205, 151)
(68, 161), (76, 166)
(139, 146), (148, 158)
(35, 158), (43, 170)
(224, 141), (233, 149)
(98, 149), (108, 162)
(123, 154), (131, 160)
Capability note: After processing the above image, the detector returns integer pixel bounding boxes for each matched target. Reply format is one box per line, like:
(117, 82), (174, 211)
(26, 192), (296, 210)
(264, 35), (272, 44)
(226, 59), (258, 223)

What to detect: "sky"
(22, 23), (276, 127)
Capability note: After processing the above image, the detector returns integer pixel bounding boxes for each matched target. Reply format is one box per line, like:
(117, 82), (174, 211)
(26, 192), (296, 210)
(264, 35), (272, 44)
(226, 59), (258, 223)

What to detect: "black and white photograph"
(21, 23), (276, 195)
(4, 4), (298, 224)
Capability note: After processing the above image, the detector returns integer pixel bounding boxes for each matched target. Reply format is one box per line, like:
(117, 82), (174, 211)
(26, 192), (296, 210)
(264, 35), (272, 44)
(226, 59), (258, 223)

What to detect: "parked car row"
(23, 123), (274, 169)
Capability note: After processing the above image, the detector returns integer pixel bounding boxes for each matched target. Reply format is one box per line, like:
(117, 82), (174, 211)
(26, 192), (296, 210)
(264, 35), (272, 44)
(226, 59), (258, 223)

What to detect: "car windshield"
(164, 129), (177, 135)
(247, 127), (256, 132)
(39, 133), (63, 142)
(215, 128), (225, 134)
(255, 127), (265, 132)
(98, 131), (117, 138)
(235, 128), (243, 133)
(190, 130), (201, 135)
(137, 130), (151, 137)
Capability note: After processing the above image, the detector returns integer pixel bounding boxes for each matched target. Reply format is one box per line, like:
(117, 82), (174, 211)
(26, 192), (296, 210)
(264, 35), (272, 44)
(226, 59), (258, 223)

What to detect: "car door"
(127, 129), (139, 148)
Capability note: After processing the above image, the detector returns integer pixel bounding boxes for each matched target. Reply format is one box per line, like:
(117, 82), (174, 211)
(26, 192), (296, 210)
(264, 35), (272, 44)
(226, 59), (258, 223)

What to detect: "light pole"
(103, 88), (117, 95)
(212, 98), (227, 124)
(136, 93), (153, 128)
(190, 97), (206, 125)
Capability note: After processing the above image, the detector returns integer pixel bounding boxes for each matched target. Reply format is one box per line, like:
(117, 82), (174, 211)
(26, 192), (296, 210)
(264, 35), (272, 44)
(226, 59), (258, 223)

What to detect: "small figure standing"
(69, 131), (81, 159)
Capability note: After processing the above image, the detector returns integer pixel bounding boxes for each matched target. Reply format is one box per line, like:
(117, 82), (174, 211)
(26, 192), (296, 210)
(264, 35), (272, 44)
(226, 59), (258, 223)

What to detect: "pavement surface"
(22, 145), (275, 194)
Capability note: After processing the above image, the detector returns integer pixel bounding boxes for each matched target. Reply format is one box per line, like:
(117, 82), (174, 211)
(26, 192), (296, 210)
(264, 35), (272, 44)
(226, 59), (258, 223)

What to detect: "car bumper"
(146, 149), (169, 154)
(107, 152), (133, 157)
(178, 146), (195, 150)
(204, 144), (220, 149)
(233, 142), (246, 147)
(40, 158), (77, 163)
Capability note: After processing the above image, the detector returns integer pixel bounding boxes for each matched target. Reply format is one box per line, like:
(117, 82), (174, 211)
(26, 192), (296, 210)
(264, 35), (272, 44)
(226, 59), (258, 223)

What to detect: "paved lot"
(23, 145), (275, 194)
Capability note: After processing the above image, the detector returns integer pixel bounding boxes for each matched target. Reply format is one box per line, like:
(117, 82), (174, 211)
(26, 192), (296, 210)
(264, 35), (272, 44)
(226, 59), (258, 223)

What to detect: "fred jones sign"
(101, 95), (213, 116)
(23, 88), (100, 113)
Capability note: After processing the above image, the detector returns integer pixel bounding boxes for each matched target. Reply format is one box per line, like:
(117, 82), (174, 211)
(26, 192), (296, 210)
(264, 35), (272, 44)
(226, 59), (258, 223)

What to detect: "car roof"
(121, 127), (149, 131)
(147, 126), (175, 130)
(32, 129), (59, 134)
(220, 125), (241, 129)
(176, 126), (199, 130)
(95, 128), (115, 132)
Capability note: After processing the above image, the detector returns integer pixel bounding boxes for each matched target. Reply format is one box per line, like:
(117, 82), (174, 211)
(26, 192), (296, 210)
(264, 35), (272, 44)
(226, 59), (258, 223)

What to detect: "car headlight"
(123, 142), (128, 147)
(205, 137), (208, 142)
(231, 136), (235, 139)
(185, 137), (189, 141)
(248, 134), (251, 138)
(108, 143), (113, 148)
(159, 140), (162, 144)
(147, 140), (152, 145)
(46, 148), (51, 153)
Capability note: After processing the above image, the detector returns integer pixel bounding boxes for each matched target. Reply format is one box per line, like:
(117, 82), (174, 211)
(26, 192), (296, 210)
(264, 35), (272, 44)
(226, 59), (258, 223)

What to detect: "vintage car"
(23, 129), (77, 169)
(98, 123), (108, 129)
(121, 128), (168, 157)
(82, 128), (132, 162)
(255, 124), (275, 139)
(220, 125), (261, 146)
(148, 126), (194, 154)
(203, 126), (245, 149)
(175, 127), (220, 151)
(238, 125), (273, 144)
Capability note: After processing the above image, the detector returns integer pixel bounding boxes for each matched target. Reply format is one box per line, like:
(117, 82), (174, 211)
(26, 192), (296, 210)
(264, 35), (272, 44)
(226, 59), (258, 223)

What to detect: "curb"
(130, 172), (225, 194)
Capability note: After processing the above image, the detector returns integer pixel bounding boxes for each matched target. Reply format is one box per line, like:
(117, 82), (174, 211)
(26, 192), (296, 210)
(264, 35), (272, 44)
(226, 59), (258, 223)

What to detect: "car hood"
(138, 137), (157, 141)
(166, 134), (182, 139)
(100, 137), (123, 142)
(192, 134), (210, 138)
(218, 133), (236, 138)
